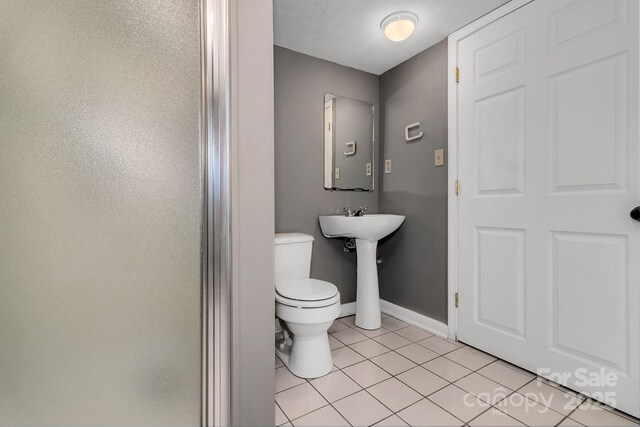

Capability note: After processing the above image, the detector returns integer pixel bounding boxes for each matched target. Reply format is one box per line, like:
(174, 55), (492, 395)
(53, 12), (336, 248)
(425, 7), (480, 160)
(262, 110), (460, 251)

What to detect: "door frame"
(446, 0), (534, 340)
(201, 0), (232, 425)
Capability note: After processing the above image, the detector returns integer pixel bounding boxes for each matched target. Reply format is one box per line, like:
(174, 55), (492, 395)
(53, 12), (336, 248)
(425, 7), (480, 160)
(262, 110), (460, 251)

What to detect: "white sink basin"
(318, 213), (405, 330)
(319, 214), (405, 242)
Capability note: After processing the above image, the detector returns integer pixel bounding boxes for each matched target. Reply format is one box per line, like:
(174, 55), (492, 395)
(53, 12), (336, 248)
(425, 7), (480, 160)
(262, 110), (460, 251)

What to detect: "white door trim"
(446, 0), (534, 341)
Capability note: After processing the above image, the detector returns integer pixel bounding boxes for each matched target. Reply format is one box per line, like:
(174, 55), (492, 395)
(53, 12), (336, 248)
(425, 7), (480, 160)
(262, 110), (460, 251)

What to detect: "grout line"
(304, 377), (355, 427)
(275, 401), (291, 426)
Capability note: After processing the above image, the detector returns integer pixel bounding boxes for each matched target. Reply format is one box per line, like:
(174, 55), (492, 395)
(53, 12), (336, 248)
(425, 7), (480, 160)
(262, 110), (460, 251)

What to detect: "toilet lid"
(276, 278), (338, 301)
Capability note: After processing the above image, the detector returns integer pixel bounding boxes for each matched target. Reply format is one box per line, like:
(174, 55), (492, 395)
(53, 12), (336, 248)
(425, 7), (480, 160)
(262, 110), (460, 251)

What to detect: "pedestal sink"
(319, 214), (405, 329)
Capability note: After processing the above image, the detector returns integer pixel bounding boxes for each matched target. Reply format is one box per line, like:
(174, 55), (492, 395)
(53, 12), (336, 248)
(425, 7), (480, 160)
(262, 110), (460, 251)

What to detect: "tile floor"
(275, 314), (640, 427)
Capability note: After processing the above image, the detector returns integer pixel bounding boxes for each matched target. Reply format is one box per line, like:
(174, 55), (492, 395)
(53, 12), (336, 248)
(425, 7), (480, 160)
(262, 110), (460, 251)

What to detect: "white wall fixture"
(434, 149), (444, 167)
(381, 12), (418, 42)
(384, 159), (392, 174)
(404, 121), (423, 142)
(344, 141), (357, 156)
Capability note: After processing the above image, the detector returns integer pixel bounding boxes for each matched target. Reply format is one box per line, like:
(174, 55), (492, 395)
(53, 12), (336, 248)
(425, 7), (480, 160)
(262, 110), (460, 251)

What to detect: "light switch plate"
(384, 159), (392, 174)
(335, 167), (340, 179)
(434, 149), (444, 167)
(366, 162), (372, 176)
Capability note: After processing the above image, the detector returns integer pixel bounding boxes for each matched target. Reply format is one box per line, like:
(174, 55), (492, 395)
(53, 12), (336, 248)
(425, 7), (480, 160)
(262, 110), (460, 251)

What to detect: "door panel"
(456, 0), (639, 417)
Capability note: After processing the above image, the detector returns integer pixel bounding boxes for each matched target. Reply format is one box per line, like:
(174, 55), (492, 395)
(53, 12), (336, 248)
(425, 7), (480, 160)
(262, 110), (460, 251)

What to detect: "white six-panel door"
(455, 0), (639, 416)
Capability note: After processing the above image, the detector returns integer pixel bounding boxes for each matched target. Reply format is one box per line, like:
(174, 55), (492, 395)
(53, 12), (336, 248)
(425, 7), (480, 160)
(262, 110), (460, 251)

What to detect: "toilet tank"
(274, 233), (314, 285)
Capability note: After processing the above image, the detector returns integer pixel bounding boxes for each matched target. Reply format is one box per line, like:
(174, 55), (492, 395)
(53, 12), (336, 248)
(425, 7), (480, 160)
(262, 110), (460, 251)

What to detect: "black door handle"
(631, 206), (640, 222)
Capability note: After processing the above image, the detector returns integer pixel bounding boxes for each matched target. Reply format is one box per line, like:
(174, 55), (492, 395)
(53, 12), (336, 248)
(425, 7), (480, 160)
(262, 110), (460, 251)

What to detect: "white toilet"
(275, 233), (341, 378)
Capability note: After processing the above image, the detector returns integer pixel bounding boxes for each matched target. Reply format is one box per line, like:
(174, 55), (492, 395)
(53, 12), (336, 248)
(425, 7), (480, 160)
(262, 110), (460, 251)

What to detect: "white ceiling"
(274, 0), (510, 75)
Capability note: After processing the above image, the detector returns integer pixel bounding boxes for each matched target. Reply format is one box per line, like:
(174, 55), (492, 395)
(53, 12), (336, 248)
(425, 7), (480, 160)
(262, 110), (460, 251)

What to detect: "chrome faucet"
(343, 206), (367, 217)
(354, 206), (367, 216)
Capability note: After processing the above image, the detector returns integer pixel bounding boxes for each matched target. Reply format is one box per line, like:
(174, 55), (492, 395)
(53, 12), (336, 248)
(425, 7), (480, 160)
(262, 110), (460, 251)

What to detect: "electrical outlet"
(384, 159), (392, 174)
(335, 167), (340, 179)
(434, 149), (445, 167)
(365, 162), (372, 176)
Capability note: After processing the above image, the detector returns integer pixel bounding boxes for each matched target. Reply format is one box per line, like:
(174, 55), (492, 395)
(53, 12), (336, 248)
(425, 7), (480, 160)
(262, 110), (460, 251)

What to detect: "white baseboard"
(284, 300), (448, 339)
(340, 302), (356, 317)
(379, 299), (448, 338)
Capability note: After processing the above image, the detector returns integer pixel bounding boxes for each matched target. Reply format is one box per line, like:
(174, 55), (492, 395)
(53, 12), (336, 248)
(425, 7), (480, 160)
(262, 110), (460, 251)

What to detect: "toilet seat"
(276, 292), (340, 308)
(276, 278), (338, 309)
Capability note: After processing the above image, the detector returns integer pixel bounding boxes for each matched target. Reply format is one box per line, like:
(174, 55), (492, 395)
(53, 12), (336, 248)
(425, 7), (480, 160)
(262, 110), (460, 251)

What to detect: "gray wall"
(378, 39), (449, 323)
(274, 47), (379, 303)
(231, 1), (275, 425)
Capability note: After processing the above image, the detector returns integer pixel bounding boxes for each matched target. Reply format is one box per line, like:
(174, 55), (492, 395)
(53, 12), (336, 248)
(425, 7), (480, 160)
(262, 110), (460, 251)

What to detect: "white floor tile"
(328, 319), (350, 333)
(381, 317), (410, 331)
(310, 370), (362, 403)
(349, 339), (392, 358)
(332, 328), (368, 345)
(276, 382), (328, 421)
(394, 325), (434, 342)
(276, 402), (288, 426)
(373, 332), (412, 350)
(291, 405), (350, 427)
(468, 408), (525, 426)
(338, 315), (356, 328)
(559, 418), (585, 427)
(330, 346), (366, 369)
(395, 342), (439, 364)
(570, 400), (640, 427)
(396, 366), (450, 396)
(275, 355), (284, 368)
(423, 356), (472, 382)
(455, 372), (512, 404)
(477, 361), (534, 391)
(445, 347), (495, 371)
(371, 351), (417, 376)
(517, 378), (582, 415)
(418, 336), (462, 355)
(428, 384), (489, 422)
(328, 334), (345, 350)
(342, 360), (392, 388)
(367, 377), (422, 412)
(355, 326), (391, 338)
(332, 390), (393, 426)
(372, 414), (410, 427)
(397, 398), (464, 427)
(276, 366), (306, 393)
(496, 392), (565, 427)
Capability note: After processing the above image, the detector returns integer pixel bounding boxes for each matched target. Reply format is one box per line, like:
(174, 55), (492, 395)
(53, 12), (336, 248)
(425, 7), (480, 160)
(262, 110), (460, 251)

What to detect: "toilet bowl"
(275, 233), (340, 379)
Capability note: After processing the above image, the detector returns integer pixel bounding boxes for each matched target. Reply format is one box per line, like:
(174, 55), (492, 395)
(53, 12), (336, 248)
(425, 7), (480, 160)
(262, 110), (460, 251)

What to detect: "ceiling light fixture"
(381, 11), (418, 42)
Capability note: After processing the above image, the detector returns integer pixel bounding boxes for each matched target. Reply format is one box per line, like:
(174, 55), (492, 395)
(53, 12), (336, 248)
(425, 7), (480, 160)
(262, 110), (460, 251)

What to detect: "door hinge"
(455, 66), (460, 83)
(455, 292), (459, 308)
(455, 179), (460, 196)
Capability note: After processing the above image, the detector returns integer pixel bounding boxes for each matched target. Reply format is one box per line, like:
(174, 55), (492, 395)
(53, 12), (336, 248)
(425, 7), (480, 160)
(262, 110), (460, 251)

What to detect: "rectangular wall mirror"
(324, 93), (374, 191)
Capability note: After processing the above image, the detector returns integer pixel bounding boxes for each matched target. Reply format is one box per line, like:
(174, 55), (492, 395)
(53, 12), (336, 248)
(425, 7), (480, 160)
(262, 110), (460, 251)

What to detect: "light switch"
(434, 149), (445, 167)
(335, 167), (340, 179)
(384, 159), (392, 174)
(366, 162), (372, 176)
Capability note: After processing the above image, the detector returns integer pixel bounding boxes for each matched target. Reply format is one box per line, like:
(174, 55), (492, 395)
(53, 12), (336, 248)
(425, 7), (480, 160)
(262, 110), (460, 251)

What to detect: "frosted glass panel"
(0, 1), (202, 426)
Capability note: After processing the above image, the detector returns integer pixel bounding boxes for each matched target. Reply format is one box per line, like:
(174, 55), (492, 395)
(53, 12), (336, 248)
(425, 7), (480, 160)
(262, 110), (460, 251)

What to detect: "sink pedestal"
(318, 214), (405, 330)
(355, 239), (381, 330)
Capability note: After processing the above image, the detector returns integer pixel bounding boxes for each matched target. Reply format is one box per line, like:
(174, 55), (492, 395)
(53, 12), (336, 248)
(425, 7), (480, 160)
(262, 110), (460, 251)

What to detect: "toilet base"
(276, 332), (333, 379)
